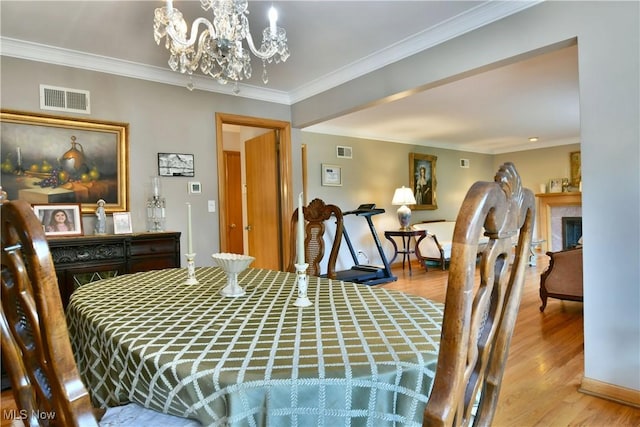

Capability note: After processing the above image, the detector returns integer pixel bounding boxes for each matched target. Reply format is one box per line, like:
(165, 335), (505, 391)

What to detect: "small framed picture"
(549, 178), (563, 193)
(113, 212), (133, 234)
(32, 203), (83, 237)
(321, 164), (342, 186)
(158, 153), (195, 177)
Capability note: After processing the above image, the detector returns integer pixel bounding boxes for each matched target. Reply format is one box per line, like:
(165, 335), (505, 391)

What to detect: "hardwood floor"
(383, 256), (640, 426)
(2, 256), (639, 426)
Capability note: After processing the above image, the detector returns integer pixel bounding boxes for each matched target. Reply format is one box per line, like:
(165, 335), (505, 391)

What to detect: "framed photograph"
(1, 110), (129, 214)
(321, 164), (342, 186)
(409, 153), (438, 210)
(158, 153), (195, 177)
(32, 203), (83, 237)
(113, 212), (133, 234)
(549, 178), (563, 193)
(570, 151), (581, 187)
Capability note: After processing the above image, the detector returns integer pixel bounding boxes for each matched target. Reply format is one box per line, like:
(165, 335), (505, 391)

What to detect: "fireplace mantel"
(536, 192), (582, 252)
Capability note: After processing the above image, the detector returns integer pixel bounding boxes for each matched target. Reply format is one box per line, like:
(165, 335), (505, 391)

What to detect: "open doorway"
(215, 113), (293, 270)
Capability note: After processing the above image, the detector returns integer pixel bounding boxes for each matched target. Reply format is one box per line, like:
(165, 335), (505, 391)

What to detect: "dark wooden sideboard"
(48, 232), (181, 308)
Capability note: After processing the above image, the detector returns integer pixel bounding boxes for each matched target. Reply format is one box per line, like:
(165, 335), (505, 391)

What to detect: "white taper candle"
(187, 202), (193, 254)
(297, 192), (305, 265)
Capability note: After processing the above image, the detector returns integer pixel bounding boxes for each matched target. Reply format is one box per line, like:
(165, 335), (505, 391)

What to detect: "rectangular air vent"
(336, 145), (352, 159)
(40, 85), (90, 114)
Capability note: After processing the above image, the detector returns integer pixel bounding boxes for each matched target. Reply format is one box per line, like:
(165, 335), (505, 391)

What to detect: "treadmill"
(333, 204), (397, 285)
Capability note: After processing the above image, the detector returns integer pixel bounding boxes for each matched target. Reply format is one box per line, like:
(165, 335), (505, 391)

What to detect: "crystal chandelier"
(153, 0), (289, 91)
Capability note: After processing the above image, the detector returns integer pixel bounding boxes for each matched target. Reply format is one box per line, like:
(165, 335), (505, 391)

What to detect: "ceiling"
(0, 1), (580, 154)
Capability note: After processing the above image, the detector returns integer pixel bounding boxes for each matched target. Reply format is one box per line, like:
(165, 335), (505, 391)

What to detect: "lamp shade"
(391, 186), (416, 230)
(392, 186), (417, 206)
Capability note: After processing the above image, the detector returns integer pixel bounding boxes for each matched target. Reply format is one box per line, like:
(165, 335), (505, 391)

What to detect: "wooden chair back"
(287, 198), (344, 279)
(423, 162), (535, 426)
(1, 200), (100, 427)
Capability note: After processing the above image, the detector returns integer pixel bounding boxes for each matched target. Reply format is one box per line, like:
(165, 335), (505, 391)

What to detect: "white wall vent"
(40, 85), (90, 114)
(336, 145), (352, 159)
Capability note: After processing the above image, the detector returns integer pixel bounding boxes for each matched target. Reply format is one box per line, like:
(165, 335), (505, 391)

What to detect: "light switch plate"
(207, 200), (216, 212)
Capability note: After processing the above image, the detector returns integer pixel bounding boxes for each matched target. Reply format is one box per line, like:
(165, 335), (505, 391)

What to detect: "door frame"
(216, 113), (293, 269)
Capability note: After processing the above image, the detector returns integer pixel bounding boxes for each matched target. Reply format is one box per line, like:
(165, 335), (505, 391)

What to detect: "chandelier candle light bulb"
(269, 7), (277, 35)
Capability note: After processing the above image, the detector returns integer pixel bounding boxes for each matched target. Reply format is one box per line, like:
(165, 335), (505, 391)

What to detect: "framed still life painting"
(1, 110), (129, 214)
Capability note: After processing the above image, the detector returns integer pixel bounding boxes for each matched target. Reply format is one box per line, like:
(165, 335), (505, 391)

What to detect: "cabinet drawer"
(129, 255), (177, 273)
(130, 238), (176, 256)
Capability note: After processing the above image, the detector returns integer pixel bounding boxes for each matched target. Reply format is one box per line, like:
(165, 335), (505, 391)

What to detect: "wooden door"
(245, 131), (281, 269)
(223, 150), (244, 254)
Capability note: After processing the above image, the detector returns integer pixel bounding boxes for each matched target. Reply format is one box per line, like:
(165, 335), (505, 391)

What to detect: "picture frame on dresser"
(0, 110), (129, 214)
(32, 203), (83, 237)
(113, 212), (133, 234)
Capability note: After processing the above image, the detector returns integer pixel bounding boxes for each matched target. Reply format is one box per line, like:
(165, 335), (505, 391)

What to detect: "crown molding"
(0, 37), (292, 104)
(0, 1), (540, 105)
(287, 0), (542, 103)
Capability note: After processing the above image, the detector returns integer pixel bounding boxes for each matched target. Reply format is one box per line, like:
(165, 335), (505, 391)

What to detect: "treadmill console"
(344, 203), (385, 216)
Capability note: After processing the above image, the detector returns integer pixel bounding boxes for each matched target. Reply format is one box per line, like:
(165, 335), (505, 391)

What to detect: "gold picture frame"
(1, 110), (129, 214)
(409, 153), (438, 210)
(570, 151), (581, 187)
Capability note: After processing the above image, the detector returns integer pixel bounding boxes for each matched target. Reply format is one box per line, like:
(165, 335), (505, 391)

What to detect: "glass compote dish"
(211, 253), (255, 297)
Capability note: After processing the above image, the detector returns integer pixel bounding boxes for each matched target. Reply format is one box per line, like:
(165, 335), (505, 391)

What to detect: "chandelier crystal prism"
(153, 0), (290, 88)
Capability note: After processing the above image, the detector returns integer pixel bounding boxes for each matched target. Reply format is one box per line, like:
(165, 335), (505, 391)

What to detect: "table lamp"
(392, 186), (417, 230)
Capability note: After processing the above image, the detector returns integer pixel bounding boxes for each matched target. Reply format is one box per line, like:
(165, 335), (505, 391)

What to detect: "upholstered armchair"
(539, 246), (583, 312)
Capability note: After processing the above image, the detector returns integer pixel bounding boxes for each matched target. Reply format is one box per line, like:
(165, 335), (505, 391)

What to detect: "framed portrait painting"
(409, 153), (438, 210)
(0, 110), (129, 214)
(32, 203), (83, 237)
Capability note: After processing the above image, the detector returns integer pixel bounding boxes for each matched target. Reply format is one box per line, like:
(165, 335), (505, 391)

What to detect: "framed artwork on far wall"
(32, 203), (83, 237)
(321, 164), (342, 186)
(1, 110), (129, 214)
(409, 153), (438, 210)
(158, 153), (195, 177)
(570, 151), (581, 187)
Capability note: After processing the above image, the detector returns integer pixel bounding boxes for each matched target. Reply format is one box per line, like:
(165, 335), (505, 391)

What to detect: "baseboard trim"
(579, 376), (640, 408)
